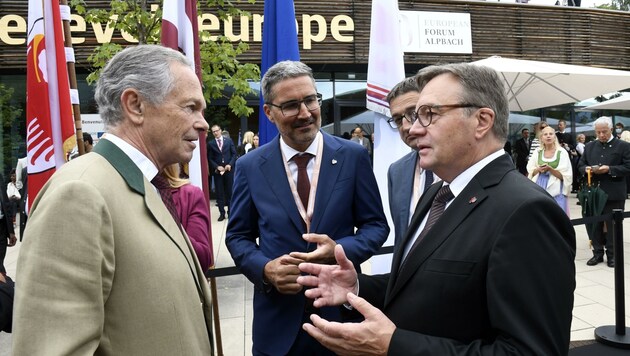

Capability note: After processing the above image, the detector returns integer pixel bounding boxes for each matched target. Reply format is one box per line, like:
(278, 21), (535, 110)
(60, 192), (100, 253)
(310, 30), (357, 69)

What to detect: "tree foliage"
(70, 0), (260, 118)
(597, 0), (630, 10)
(0, 84), (23, 174)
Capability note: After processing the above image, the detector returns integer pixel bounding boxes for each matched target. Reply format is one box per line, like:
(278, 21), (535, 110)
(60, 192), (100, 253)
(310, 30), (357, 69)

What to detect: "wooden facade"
(1, 0), (630, 71)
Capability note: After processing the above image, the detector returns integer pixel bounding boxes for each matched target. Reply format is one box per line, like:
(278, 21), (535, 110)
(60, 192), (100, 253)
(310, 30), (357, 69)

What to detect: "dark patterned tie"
(151, 175), (181, 225)
(423, 169), (434, 193)
(292, 153), (314, 208)
(406, 184), (454, 259)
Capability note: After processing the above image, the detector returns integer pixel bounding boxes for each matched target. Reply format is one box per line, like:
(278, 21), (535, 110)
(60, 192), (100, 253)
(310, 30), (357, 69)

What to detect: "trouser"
(213, 170), (233, 216)
(0, 217), (8, 275)
(592, 199), (625, 258)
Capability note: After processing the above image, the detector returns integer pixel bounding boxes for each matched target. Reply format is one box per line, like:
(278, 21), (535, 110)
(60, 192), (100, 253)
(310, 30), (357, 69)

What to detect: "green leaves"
(69, 0), (261, 118)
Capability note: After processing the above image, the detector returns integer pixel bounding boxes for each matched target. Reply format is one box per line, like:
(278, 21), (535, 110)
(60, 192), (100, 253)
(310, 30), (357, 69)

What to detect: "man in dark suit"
(207, 124), (236, 221)
(578, 116), (630, 267)
(0, 173), (16, 278)
(386, 77), (440, 245)
(297, 63), (576, 355)
(514, 128), (530, 175)
(226, 60), (389, 356)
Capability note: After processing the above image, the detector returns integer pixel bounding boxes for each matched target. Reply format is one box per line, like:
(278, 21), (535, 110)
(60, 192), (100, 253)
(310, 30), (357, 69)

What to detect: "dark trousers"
(213, 170), (233, 216)
(592, 199), (625, 258)
(0, 217), (8, 275)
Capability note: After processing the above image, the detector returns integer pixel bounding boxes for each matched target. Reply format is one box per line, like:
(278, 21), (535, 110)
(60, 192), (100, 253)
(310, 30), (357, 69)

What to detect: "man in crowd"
(207, 124), (236, 221)
(350, 127), (372, 155)
(579, 116), (630, 267)
(0, 172), (16, 278)
(226, 60), (388, 355)
(514, 128), (530, 176)
(386, 77), (440, 245)
(297, 63), (576, 355)
(13, 45), (214, 355)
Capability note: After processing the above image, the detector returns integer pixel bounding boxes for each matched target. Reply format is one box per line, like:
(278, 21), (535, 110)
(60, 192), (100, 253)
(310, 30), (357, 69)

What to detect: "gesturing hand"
(302, 293), (396, 356)
(297, 245), (358, 307)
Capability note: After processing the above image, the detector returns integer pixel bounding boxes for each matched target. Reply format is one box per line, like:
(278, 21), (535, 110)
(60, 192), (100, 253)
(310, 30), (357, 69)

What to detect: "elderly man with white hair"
(578, 116), (630, 267)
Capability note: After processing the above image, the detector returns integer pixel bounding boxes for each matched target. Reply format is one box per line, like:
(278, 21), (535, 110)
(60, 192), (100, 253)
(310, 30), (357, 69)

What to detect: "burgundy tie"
(292, 153), (313, 208)
(406, 184), (454, 260)
(151, 175), (181, 225)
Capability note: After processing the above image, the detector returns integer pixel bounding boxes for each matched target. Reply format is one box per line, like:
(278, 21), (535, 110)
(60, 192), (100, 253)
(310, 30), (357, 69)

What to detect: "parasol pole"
(59, 0), (84, 156)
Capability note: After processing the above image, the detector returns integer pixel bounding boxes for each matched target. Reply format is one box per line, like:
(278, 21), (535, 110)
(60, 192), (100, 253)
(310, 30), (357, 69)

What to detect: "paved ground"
(1, 195), (630, 355)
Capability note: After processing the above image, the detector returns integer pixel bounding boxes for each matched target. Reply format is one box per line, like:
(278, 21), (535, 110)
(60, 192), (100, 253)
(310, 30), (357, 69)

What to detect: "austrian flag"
(26, 0), (75, 211)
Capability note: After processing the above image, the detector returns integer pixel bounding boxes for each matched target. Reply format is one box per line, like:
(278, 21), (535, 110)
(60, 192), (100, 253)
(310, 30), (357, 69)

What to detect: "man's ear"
(120, 88), (144, 125)
(474, 107), (495, 139)
(263, 104), (275, 124)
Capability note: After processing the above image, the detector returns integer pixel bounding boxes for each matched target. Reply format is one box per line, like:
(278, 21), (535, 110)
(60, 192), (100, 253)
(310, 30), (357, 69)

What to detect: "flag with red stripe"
(367, 0), (410, 274)
(26, 0), (75, 211)
(161, 0), (214, 266)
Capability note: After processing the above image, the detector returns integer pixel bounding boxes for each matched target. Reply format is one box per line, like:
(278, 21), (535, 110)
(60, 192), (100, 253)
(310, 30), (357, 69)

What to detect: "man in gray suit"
(350, 127), (372, 155)
(13, 45), (214, 355)
(386, 77), (440, 245)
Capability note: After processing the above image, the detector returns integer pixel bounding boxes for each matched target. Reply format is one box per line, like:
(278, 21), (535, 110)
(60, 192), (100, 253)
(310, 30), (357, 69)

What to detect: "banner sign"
(400, 11), (472, 54)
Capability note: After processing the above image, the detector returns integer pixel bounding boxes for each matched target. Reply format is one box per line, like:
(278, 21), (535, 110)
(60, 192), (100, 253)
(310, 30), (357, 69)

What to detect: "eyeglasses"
(409, 103), (480, 127)
(266, 93), (322, 117)
(387, 109), (415, 129)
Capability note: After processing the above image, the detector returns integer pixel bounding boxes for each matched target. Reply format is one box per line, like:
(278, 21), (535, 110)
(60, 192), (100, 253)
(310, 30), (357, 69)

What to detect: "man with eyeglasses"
(386, 77), (441, 246)
(226, 60), (388, 356)
(297, 63), (576, 355)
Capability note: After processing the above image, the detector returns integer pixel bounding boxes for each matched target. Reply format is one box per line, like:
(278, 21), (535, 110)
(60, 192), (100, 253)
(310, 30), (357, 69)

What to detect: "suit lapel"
(399, 152), (418, 226)
(310, 133), (343, 232)
(386, 155), (513, 305)
(259, 137), (305, 231)
(93, 139), (198, 277)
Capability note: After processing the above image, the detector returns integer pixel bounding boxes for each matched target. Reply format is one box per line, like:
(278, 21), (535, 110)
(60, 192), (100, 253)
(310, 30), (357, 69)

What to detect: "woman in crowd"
(252, 134), (259, 150)
(528, 121), (549, 160)
(527, 126), (573, 215)
(237, 131), (255, 157)
(161, 164), (213, 269)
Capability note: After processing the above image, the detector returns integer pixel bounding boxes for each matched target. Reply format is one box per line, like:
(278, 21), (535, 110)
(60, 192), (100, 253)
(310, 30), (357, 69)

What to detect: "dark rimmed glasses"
(266, 93), (323, 117)
(387, 103), (480, 129)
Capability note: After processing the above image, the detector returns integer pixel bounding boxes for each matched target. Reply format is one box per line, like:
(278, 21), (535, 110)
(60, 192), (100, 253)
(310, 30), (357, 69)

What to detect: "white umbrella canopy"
(581, 94), (630, 111)
(470, 56), (630, 112)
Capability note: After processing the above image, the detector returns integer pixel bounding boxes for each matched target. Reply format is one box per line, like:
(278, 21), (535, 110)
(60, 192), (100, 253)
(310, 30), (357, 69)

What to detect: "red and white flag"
(367, 0), (409, 274)
(161, 0), (208, 191)
(26, 0), (75, 211)
(162, 0), (214, 265)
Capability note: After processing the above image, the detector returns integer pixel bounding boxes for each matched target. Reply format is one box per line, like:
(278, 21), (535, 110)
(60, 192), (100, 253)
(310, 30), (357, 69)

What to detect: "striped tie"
(406, 184), (453, 258)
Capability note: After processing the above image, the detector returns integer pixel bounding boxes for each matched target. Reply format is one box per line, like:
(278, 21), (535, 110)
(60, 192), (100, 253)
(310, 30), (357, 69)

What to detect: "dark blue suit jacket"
(206, 136), (237, 172)
(226, 132), (389, 355)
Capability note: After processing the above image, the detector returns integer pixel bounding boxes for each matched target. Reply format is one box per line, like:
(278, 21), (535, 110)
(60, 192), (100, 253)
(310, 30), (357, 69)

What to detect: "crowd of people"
(0, 43), (626, 355)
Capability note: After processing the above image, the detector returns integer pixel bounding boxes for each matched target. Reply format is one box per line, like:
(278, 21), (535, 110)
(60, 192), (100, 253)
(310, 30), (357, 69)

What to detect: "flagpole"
(59, 0), (84, 156)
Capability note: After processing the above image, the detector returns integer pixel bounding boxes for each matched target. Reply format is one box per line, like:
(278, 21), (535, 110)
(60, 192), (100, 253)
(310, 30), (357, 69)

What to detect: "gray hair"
(261, 61), (316, 104)
(386, 76), (420, 104)
(95, 45), (192, 128)
(415, 63), (509, 141)
(593, 116), (613, 129)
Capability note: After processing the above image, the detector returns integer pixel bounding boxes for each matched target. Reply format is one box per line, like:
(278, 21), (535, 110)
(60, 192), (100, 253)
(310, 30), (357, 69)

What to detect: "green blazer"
(13, 140), (213, 355)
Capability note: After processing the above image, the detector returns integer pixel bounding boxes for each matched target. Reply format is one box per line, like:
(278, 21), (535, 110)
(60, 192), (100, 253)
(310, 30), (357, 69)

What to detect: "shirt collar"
(280, 131), (322, 161)
(100, 133), (159, 181)
(447, 149), (505, 198)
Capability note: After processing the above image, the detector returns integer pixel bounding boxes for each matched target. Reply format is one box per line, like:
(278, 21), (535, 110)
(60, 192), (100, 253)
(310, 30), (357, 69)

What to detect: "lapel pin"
(332, 159), (337, 165)
(469, 197), (477, 204)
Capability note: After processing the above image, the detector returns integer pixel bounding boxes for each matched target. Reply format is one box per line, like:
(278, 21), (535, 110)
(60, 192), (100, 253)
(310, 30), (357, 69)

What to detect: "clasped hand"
(263, 233), (336, 294)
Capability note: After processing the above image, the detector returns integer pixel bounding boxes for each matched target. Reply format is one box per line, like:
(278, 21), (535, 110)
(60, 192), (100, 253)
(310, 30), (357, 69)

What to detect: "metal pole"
(594, 209), (630, 348)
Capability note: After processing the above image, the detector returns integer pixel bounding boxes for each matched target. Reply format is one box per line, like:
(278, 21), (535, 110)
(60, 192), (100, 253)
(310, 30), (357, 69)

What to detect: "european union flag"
(259, 0), (300, 145)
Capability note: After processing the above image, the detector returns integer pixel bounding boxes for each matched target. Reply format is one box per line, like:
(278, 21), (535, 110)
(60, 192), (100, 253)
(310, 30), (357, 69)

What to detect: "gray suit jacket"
(14, 139), (213, 355)
(387, 150), (417, 245)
